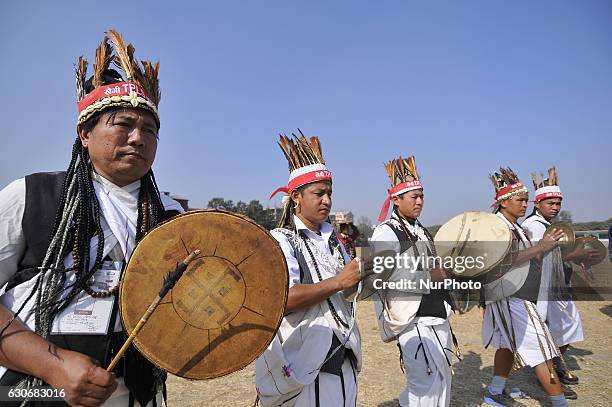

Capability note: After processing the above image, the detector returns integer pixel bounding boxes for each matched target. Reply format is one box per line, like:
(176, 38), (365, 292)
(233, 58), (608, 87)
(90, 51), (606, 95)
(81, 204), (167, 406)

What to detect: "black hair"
(278, 185), (307, 230)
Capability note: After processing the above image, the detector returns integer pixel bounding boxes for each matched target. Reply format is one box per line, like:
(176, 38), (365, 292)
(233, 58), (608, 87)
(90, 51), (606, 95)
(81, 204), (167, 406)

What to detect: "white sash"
(92, 178), (137, 262)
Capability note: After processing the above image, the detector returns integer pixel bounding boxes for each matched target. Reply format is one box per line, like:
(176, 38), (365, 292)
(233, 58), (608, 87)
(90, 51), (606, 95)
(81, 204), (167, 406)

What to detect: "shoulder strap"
(525, 212), (550, 229)
(511, 225), (532, 248)
(278, 229), (314, 285)
(383, 220), (415, 254)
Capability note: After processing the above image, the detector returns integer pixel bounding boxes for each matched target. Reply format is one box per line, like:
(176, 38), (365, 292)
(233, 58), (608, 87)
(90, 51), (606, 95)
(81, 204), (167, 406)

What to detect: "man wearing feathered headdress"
(256, 131), (362, 407)
(0, 30), (183, 406)
(371, 155), (456, 406)
(481, 168), (570, 407)
(521, 167), (593, 400)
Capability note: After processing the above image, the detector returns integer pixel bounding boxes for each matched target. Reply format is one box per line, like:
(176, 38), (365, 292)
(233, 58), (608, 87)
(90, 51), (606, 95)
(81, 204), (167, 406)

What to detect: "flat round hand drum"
(119, 210), (288, 379)
(434, 211), (512, 278)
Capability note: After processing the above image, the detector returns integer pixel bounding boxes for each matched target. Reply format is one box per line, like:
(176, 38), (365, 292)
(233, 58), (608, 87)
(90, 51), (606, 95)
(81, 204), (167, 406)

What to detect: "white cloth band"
(535, 185), (561, 196)
(288, 163), (328, 181)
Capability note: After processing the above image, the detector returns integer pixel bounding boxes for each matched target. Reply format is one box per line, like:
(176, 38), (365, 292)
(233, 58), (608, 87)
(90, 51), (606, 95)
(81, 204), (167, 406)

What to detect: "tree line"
(204, 200), (610, 240)
(207, 198), (278, 230)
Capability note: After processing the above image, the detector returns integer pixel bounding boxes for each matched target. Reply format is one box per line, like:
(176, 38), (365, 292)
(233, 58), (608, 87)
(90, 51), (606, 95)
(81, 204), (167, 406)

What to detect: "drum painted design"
(120, 210), (288, 379)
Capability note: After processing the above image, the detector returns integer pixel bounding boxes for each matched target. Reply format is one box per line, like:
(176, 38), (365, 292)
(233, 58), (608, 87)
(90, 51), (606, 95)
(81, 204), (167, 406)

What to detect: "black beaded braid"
(277, 185), (308, 230)
(392, 207), (436, 257)
(392, 208), (418, 247)
(418, 219), (437, 257)
(27, 139), (107, 332)
(28, 130), (166, 332)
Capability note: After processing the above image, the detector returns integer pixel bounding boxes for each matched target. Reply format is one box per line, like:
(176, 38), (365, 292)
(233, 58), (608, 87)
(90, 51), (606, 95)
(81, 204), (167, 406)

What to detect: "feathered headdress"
(269, 129), (331, 199)
(490, 167), (528, 206)
(531, 166), (562, 202)
(75, 29), (161, 128)
(378, 155), (424, 222)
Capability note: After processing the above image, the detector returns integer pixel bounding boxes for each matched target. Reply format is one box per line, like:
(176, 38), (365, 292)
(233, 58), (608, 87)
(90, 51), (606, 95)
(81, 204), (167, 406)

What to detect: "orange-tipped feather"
(92, 37), (112, 88)
(107, 29), (134, 80)
(75, 56), (88, 100)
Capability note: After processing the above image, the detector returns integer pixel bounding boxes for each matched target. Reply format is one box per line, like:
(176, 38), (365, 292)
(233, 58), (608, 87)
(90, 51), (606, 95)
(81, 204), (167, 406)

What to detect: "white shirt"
(521, 211), (549, 242)
(271, 215), (351, 288)
(0, 178), (26, 289)
(0, 174), (183, 289)
(496, 211), (531, 247)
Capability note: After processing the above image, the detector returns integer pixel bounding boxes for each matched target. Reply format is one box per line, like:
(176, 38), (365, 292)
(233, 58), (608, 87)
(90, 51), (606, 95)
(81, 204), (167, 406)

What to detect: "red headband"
(78, 82), (153, 113)
(270, 166), (332, 199)
(491, 182), (527, 207)
(77, 81), (159, 127)
(534, 186), (563, 202)
(377, 180), (423, 222)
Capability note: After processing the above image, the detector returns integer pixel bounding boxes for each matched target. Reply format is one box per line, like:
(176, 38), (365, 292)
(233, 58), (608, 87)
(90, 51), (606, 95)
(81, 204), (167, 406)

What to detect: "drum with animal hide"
(119, 209), (288, 379)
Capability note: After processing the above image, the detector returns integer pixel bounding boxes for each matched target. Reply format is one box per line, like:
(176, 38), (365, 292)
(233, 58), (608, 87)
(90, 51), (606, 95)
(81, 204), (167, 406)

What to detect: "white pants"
(546, 299), (584, 347)
(483, 297), (558, 367)
(397, 320), (452, 407)
(290, 358), (357, 407)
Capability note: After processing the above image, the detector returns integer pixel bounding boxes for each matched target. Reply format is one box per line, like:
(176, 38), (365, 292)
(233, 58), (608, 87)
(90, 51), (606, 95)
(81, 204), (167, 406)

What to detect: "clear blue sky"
(1, 1), (610, 225)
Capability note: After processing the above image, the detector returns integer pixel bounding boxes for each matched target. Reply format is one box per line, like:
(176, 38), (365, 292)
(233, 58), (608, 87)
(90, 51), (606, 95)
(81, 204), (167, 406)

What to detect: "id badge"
(51, 261), (121, 335)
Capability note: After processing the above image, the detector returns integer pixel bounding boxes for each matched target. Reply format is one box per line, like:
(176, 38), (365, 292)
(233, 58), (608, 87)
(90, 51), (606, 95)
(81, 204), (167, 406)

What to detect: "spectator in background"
(338, 223), (360, 259)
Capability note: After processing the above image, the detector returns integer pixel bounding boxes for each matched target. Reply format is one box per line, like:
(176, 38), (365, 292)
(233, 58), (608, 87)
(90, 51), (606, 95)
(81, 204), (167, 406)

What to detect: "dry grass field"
(167, 262), (611, 406)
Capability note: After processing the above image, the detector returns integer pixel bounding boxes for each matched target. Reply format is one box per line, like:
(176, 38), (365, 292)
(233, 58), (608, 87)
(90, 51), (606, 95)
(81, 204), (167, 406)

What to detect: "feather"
(408, 156), (419, 180)
(396, 162), (403, 184)
(294, 134), (311, 166)
(142, 60), (161, 105)
(75, 56), (88, 100)
(286, 135), (301, 168)
(278, 136), (293, 171)
(277, 140), (293, 172)
(384, 161), (393, 183)
(384, 155), (420, 187)
(490, 174), (500, 190)
(310, 136), (324, 164)
(394, 159), (401, 185)
(92, 37), (112, 88)
(127, 43), (145, 87)
(107, 29), (134, 80)
(531, 172), (539, 190)
(548, 167), (557, 186)
(283, 136), (300, 171)
(276, 130), (328, 176)
(499, 167), (519, 185)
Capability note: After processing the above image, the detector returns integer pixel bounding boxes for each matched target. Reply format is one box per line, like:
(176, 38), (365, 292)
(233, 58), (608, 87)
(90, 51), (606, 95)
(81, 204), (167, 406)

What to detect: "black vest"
(383, 220), (451, 319)
(2, 172), (179, 406)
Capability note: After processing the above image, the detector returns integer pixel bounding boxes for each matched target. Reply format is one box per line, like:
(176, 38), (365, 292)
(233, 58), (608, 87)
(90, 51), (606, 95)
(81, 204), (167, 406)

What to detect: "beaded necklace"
(74, 199), (150, 298)
(299, 231), (350, 329)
